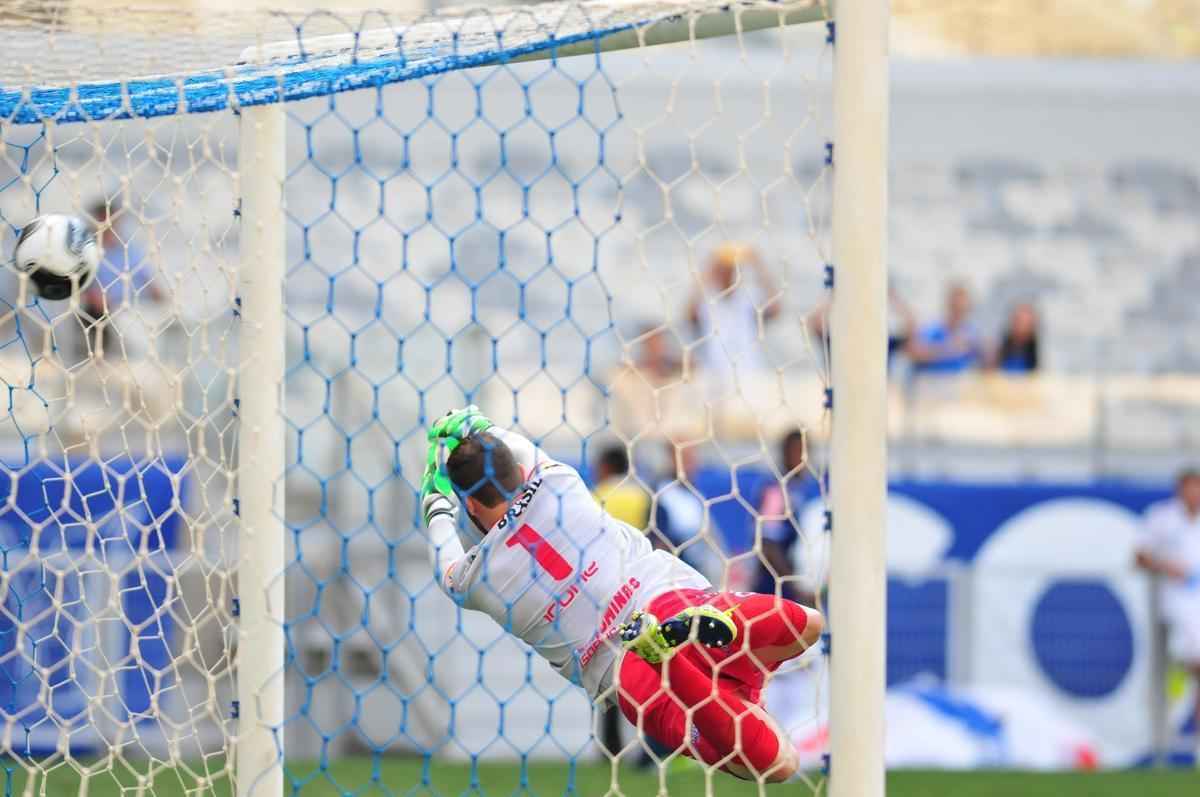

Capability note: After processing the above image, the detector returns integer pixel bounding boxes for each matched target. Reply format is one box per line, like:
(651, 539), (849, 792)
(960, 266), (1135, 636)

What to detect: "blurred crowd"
(889, 282), (1039, 375)
(597, 239), (1050, 608)
(597, 240), (1051, 600)
(629, 242), (1042, 388)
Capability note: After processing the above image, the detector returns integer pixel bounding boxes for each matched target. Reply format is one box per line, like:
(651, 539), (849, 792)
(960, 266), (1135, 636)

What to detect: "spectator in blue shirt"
(990, 302), (1040, 373)
(906, 282), (984, 373)
(748, 429), (816, 604)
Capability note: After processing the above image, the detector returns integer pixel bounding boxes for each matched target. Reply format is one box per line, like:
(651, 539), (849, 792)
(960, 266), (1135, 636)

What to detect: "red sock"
(659, 652), (781, 773)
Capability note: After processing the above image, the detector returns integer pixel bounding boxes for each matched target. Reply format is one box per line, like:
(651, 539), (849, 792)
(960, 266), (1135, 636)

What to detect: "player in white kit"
(1135, 468), (1200, 749)
(419, 407), (823, 781)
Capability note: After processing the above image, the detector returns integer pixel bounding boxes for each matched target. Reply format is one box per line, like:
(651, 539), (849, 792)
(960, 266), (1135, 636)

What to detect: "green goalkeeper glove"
(420, 406), (493, 525)
(420, 439), (456, 524)
(428, 405), (492, 443)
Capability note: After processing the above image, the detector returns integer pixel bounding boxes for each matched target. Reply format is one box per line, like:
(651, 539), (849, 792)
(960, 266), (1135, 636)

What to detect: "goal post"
(236, 103), (287, 797)
(828, 2), (890, 797)
(0, 1), (888, 794)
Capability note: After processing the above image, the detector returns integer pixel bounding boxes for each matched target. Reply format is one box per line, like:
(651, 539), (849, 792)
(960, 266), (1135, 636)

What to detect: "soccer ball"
(11, 214), (100, 301)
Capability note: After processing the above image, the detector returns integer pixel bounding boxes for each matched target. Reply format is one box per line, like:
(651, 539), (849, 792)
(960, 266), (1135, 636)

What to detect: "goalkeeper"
(420, 408), (823, 781)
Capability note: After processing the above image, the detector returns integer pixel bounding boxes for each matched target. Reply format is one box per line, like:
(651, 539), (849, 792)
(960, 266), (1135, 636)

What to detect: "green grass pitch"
(3, 758), (1196, 796)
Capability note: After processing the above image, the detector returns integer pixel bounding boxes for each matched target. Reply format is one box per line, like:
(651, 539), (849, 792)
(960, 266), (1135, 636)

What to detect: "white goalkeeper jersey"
(430, 428), (710, 699)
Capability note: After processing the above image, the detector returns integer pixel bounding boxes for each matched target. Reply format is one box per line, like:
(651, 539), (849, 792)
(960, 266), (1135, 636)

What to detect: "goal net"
(0, 1), (884, 794)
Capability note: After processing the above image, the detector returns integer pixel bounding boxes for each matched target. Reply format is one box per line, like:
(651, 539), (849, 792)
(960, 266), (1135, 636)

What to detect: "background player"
(419, 407), (823, 781)
(1135, 468), (1200, 745)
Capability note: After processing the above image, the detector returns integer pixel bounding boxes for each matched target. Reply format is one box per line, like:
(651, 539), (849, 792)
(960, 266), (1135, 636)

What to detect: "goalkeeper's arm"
(422, 491), (468, 594)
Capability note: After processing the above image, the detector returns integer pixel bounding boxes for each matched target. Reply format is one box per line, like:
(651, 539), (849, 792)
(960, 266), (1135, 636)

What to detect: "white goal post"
(828, 2), (889, 797)
(0, 1), (887, 795)
(237, 104), (288, 797)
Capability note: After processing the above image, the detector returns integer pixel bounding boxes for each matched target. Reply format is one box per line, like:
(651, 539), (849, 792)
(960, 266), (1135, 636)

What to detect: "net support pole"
(828, 0), (889, 796)
(236, 102), (287, 797)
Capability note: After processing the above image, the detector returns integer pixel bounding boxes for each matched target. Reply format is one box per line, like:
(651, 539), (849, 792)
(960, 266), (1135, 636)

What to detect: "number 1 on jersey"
(507, 524), (573, 580)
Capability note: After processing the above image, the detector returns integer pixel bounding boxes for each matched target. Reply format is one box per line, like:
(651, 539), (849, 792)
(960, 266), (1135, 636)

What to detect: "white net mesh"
(0, 2), (835, 793)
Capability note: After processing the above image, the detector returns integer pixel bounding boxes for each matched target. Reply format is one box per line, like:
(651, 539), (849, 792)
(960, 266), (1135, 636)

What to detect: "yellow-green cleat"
(619, 605), (737, 664)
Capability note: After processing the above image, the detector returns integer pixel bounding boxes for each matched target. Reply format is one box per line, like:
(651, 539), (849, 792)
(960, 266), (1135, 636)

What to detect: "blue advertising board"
(688, 469), (1169, 691)
(0, 455), (188, 755)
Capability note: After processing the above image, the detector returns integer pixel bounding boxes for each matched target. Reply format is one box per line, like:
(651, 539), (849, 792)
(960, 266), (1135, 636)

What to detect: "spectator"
(990, 302), (1040, 373)
(591, 445), (651, 531)
(905, 282), (984, 373)
(652, 440), (723, 583)
(80, 199), (163, 358)
(806, 285), (917, 367)
(747, 430), (815, 604)
(607, 325), (692, 443)
(590, 443), (650, 759)
(686, 242), (780, 383)
(634, 325), (681, 382)
(886, 288), (918, 362)
(1135, 468), (1200, 746)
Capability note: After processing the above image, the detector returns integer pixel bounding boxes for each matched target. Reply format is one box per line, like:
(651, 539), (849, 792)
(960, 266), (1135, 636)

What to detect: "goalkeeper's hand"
(428, 405), (493, 444)
(421, 405), (492, 526)
(420, 439), (458, 527)
(422, 448), (458, 528)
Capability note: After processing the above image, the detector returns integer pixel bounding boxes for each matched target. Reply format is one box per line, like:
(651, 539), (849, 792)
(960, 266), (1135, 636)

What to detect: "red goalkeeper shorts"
(614, 588), (809, 763)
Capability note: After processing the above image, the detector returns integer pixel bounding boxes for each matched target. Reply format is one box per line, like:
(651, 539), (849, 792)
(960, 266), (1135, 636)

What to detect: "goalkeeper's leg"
(713, 592), (823, 696)
(637, 589), (822, 700)
(618, 646), (797, 780)
(616, 590), (822, 780)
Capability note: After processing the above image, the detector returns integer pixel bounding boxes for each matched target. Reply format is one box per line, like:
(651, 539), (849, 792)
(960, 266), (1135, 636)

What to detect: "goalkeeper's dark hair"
(445, 432), (523, 507)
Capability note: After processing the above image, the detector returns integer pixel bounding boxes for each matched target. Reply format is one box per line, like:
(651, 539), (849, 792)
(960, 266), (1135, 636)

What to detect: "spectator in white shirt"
(1135, 468), (1200, 745)
(686, 242), (780, 386)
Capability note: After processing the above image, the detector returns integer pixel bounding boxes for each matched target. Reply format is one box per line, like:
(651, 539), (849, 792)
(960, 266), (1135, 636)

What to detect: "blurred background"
(0, 0), (1198, 789)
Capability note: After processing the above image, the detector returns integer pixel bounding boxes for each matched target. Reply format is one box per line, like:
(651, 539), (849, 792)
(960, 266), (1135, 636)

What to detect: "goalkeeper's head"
(445, 432), (524, 531)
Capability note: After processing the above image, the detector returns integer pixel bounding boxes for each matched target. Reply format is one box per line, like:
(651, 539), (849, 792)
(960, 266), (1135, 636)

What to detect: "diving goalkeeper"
(419, 408), (823, 781)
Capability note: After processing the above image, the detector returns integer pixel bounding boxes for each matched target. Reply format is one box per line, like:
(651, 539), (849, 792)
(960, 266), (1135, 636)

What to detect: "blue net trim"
(0, 22), (640, 126)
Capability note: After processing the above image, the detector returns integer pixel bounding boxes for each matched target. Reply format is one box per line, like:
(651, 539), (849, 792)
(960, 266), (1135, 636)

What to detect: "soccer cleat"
(619, 611), (669, 663)
(619, 605), (737, 664)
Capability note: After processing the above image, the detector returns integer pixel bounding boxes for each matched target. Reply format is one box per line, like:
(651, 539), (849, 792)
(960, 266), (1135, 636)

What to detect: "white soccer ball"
(11, 214), (100, 301)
